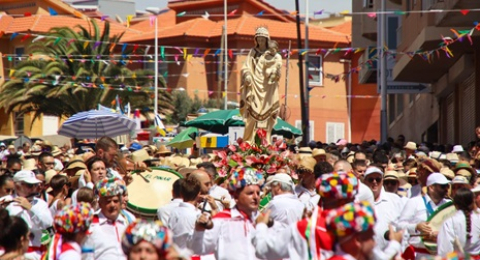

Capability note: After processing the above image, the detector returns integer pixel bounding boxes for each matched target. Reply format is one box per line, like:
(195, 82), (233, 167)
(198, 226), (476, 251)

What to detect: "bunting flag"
(126, 15), (134, 28)
(154, 114), (167, 137)
(177, 11), (186, 17)
(48, 7), (58, 16)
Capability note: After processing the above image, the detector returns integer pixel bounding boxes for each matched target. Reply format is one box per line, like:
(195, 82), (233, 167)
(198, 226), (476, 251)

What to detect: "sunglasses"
(436, 184), (450, 189)
(23, 183), (38, 189)
(366, 177), (382, 183)
(383, 180), (398, 186)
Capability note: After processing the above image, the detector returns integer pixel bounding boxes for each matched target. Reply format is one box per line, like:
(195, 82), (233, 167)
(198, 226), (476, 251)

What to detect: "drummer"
(437, 187), (480, 257)
(398, 172), (451, 259)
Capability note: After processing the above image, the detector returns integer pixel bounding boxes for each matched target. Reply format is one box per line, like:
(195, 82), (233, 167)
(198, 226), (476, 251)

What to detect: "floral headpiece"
(316, 172), (359, 199)
(325, 201), (376, 238)
(228, 167), (264, 192)
(122, 219), (172, 255)
(54, 202), (93, 234)
(213, 129), (296, 179)
(95, 177), (126, 197)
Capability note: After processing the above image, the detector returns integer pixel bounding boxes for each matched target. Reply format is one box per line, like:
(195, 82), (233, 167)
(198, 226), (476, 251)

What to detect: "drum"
(127, 167), (183, 219)
(422, 201), (456, 254)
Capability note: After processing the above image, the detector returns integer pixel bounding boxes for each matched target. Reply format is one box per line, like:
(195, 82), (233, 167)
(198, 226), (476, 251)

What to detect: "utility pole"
(380, 0), (388, 143)
(295, 0), (309, 146)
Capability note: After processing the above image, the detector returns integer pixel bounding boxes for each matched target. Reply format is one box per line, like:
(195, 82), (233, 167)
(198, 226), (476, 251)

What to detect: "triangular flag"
(460, 10), (469, 15)
(222, 92), (226, 98)
(202, 11), (210, 20)
(83, 41), (89, 49)
(367, 12), (376, 18)
(208, 91), (214, 96)
(24, 12), (32, 17)
(203, 48), (211, 57)
(183, 48), (187, 59)
(126, 15), (133, 28)
(101, 15), (109, 21)
(256, 11), (264, 16)
(228, 49), (233, 59)
(10, 32), (18, 41)
(121, 43), (127, 53)
(177, 11), (186, 17)
(228, 9), (238, 16)
(150, 16), (156, 27)
(48, 7), (58, 16)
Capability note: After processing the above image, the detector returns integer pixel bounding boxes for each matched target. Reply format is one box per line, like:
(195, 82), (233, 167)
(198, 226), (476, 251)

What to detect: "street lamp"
(340, 59), (352, 142)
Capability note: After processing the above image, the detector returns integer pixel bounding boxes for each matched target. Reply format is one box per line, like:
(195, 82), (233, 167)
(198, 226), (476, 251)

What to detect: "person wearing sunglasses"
(363, 166), (404, 253)
(1, 170), (53, 259)
(398, 173), (451, 259)
(0, 175), (14, 198)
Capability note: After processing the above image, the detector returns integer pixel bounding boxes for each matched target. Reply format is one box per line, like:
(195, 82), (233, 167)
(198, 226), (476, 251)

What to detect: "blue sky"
(135, 0), (352, 17)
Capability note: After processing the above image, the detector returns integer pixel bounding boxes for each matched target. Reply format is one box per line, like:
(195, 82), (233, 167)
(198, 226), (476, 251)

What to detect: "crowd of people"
(0, 132), (480, 260)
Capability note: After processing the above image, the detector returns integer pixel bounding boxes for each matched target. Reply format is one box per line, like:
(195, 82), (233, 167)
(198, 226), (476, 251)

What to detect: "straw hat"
(384, 170), (399, 181)
(298, 147), (312, 154)
(40, 140), (53, 149)
(404, 141), (417, 151)
(22, 158), (37, 171)
(66, 157), (87, 171)
(297, 156), (316, 173)
(51, 146), (62, 157)
(177, 167), (197, 177)
(155, 145), (172, 156)
(190, 158), (202, 167)
(45, 169), (57, 185)
(453, 162), (476, 178)
(407, 168), (418, 178)
(312, 148), (326, 158)
(30, 145), (42, 157)
(440, 167), (455, 180)
(132, 149), (159, 163)
(168, 156), (190, 169)
(446, 153), (459, 164)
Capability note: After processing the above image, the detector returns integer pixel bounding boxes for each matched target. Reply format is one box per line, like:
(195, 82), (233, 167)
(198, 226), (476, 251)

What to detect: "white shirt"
(437, 210), (480, 257)
(83, 211), (127, 260)
(209, 185), (233, 210)
(295, 185), (320, 212)
(188, 207), (260, 260)
(157, 198), (183, 224)
(168, 202), (200, 250)
(266, 193), (305, 227)
(372, 189), (404, 250)
(409, 184), (422, 198)
(356, 182), (375, 207)
(2, 194), (53, 247)
(58, 241), (82, 260)
(398, 194), (451, 249)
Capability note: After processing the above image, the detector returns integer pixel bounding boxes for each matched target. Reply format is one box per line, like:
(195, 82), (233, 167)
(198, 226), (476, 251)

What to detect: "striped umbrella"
(58, 110), (136, 139)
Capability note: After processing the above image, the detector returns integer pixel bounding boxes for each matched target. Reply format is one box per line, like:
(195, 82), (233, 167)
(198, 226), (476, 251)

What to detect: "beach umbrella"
(273, 118), (303, 138)
(167, 127), (198, 149)
(182, 109), (244, 134)
(58, 110), (136, 139)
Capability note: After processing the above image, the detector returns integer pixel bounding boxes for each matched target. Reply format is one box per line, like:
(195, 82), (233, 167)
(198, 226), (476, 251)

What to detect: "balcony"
(433, 0), (479, 27)
(358, 46), (378, 84)
(360, 12), (377, 41)
(392, 26), (473, 83)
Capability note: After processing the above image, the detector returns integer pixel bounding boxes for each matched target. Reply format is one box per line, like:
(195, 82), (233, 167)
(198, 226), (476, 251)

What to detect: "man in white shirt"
(197, 162), (232, 210)
(83, 177), (128, 260)
(157, 179), (184, 224)
(398, 172), (451, 259)
(1, 170), (53, 260)
(294, 156), (320, 213)
(168, 177), (201, 250)
(363, 167), (404, 256)
(265, 173), (304, 227)
(188, 167), (263, 260)
(333, 159), (375, 207)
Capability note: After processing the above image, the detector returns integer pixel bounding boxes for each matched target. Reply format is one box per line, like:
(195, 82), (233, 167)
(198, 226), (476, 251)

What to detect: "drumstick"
(136, 171), (150, 183)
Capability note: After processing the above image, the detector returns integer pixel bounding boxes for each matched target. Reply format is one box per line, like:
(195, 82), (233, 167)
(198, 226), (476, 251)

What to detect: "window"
(144, 57), (169, 83)
(406, 0), (411, 15)
(386, 16), (399, 50)
(363, 0), (374, 8)
(307, 55), (323, 87)
(397, 95), (404, 116)
(295, 120), (315, 142)
(388, 94), (396, 124)
(14, 112), (24, 136)
(14, 47), (24, 66)
(326, 122), (344, 144)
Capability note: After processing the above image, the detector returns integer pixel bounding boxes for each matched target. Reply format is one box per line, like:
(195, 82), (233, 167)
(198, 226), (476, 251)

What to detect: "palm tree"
(0, 19), (173, 122)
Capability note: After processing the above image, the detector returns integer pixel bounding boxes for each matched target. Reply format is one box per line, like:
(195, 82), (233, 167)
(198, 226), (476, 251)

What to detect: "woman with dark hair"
(437, 187), (480, 257)
(0, 176), (14, 198)
(0, 208), (30, 260)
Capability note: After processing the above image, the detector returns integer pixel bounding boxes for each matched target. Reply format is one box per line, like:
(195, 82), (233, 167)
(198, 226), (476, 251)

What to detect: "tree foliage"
(0, 19), (173, 122)
(167, 92), (225, 124)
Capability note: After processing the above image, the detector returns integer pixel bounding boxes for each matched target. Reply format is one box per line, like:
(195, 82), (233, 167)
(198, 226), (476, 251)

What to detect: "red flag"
(228, 9), (238, 16)
(228, 49), (233, 59)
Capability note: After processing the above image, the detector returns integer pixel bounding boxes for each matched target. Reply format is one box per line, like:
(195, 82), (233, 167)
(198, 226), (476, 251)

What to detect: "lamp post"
(340, 59), (352, 142)
(223, 0), (228, 110)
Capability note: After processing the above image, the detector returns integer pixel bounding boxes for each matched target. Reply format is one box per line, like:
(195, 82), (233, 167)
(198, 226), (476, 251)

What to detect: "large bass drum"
(422, 201), (457, 254)
(127, 167), (183, 219)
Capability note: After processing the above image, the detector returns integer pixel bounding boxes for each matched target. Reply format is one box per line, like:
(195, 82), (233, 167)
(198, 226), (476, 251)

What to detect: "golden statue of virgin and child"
(240, 27), (282, 144)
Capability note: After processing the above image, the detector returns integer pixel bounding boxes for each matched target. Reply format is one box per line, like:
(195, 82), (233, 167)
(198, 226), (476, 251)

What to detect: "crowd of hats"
(121, 219), (172, 256)
(95, 177), (127, 197)
(316, 172), (359, 199)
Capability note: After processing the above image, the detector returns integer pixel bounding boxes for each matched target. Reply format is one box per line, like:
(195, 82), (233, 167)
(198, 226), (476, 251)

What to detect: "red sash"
(60, 243), (76, 253)
(328, 256), (349, 260)
(297, 208), (334, 253)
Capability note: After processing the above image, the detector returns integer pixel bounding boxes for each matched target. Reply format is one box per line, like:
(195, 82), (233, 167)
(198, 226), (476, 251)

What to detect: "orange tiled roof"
(0, 15), (14, 32)
(2, 15), (142, 39)
(122, 15), (350, 44)
(129, 10), (177, 32)
(329, 21), (352, 36)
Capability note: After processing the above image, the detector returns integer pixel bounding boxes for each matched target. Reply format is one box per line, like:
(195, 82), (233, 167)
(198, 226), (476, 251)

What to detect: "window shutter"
(461, 74), (475, 145)
(446, 93), (454, 144)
